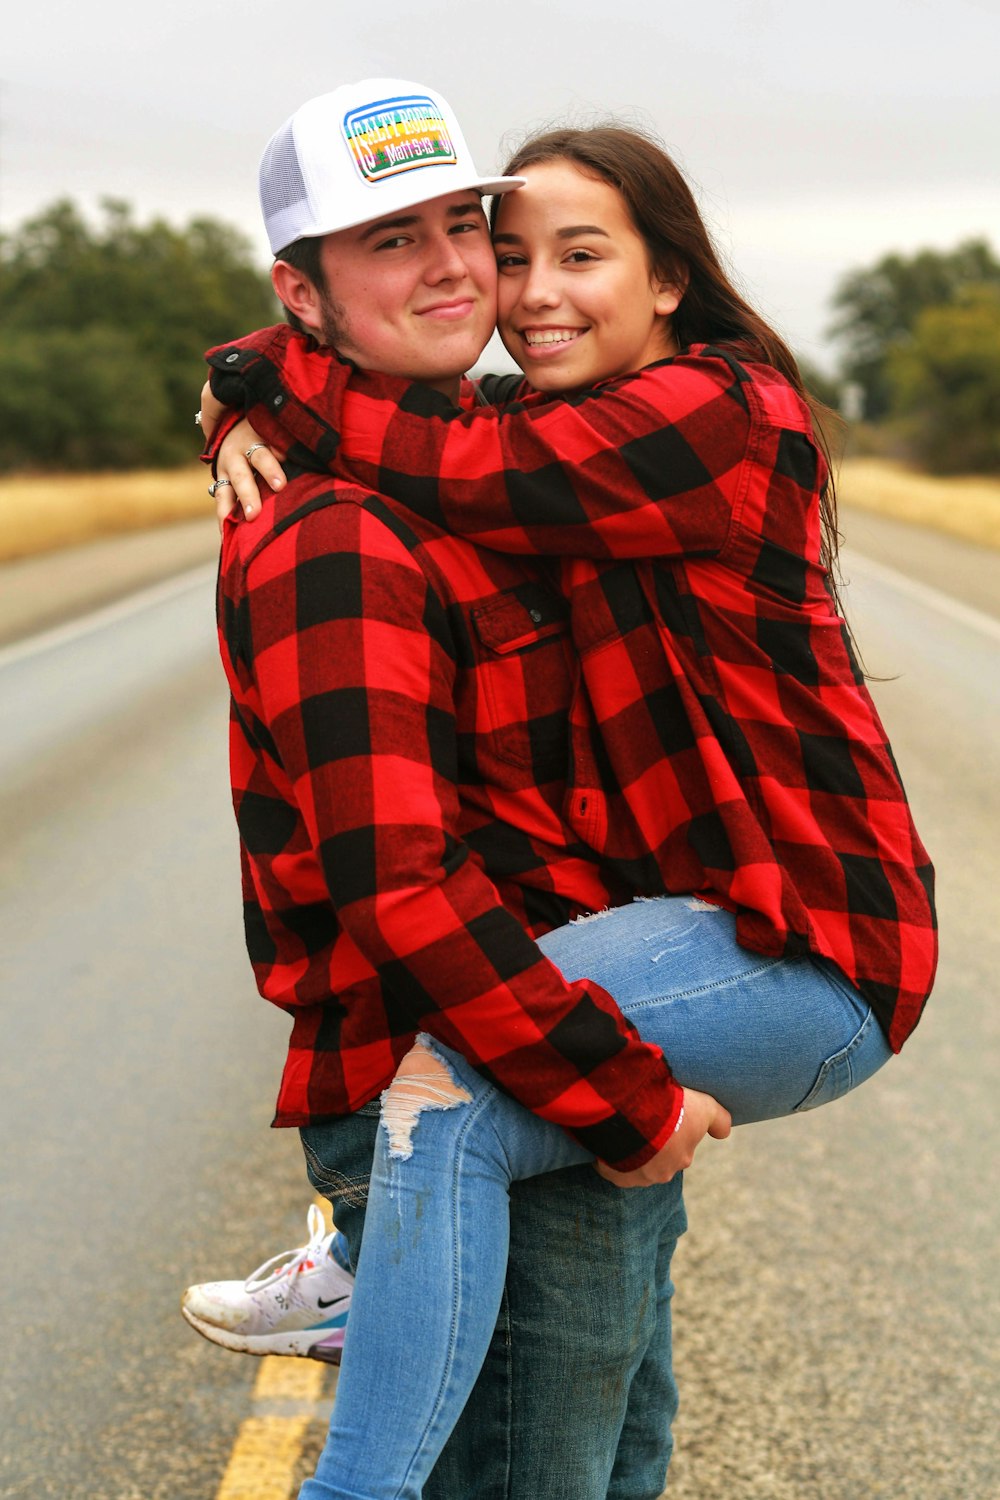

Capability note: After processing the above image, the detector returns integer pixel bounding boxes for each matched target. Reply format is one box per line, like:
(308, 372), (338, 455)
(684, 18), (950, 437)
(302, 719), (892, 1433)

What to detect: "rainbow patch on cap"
(342, 94), (458, 185)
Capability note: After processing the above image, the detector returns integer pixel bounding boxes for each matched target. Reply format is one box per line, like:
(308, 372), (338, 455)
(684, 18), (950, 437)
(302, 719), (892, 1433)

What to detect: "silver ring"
(245, 442), (266, 462)
(208, 478), (233, 498)
(195, 410), (203, 428)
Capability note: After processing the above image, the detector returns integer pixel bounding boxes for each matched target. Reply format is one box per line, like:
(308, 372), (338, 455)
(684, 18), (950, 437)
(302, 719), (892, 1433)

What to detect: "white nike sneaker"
(181, 1205), (353, 1363)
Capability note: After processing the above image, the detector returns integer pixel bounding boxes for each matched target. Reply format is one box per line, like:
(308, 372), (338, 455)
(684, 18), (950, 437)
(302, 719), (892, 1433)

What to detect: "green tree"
(0, 198), (278, 469)
(886, 286), (1000, 474)
(0, 326), (174, 469)
(827, 239), (1000, 419)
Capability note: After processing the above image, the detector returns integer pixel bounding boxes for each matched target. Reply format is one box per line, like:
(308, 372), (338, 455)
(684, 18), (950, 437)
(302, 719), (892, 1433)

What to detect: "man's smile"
(417, 297), (478, 320)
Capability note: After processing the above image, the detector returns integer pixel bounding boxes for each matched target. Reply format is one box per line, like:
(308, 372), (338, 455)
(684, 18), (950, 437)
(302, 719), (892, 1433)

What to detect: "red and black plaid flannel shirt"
(214, 404), (685, 1170)
(208, 326), (938, 1052)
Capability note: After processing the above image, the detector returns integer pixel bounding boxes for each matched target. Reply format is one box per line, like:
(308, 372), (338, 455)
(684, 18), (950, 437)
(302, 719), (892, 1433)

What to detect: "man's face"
(315, 191), (498, 397)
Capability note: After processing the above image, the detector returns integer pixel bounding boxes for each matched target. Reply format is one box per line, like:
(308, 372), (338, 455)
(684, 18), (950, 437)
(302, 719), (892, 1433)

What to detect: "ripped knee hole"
(380, 1037), (473, 1160)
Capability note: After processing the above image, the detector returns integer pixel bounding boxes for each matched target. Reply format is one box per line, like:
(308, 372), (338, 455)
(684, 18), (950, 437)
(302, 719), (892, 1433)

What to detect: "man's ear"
(271, 261), (323, 335)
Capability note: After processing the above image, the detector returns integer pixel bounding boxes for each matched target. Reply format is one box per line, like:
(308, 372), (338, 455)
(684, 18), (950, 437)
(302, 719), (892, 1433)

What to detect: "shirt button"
(225, 352), (240, 364)
(529, 608), (543, 624)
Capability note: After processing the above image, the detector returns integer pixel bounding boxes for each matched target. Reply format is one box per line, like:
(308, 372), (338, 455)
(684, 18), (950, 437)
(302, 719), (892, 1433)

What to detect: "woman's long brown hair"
(494, 127), (847, 590)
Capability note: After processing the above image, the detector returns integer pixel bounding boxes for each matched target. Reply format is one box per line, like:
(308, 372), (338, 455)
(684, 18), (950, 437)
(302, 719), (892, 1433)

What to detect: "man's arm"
(231, 495), (682, 1170)
(206, 326), (813, 562)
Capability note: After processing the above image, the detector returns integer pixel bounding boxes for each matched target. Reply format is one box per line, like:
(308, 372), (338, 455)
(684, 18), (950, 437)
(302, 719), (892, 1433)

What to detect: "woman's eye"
(566, 249), (598, 264)
(495, 253), (527, 269)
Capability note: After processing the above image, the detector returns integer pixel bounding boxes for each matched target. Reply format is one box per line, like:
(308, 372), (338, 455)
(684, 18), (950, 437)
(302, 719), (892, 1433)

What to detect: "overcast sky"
(4, 0), (998, 371)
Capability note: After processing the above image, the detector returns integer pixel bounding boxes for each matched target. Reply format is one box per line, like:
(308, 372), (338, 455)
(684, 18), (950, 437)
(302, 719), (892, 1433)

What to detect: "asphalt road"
(0, 511), (997, 1499)
(668, 522), (1000, 1499)
(0, 566), (310, 1500)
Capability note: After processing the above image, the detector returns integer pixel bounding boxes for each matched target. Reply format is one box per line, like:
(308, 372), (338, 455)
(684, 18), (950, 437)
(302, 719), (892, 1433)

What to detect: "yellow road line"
(214, 1357), (331, 1500)
(254, 1359), (328, 1403)
(213, 1202), (338, 1500)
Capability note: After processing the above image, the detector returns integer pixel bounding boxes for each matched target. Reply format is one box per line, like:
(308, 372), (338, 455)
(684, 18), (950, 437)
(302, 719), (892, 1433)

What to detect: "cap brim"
(290, 175), (526, 244)
(474, 175), (526, 197)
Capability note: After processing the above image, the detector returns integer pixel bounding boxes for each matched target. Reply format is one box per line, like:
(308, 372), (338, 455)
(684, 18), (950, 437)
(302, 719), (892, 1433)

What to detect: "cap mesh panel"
(260, 122), (310, 230)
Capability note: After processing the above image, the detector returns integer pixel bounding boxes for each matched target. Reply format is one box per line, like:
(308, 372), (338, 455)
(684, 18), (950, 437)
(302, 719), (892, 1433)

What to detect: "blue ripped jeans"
(300, 897), (892, 1500)
(303, 1110), (687, 1500)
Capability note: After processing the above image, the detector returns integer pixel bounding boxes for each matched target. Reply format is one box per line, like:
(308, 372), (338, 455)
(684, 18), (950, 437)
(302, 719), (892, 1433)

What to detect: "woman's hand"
(200, 380), (287, 528)
(595, 1087), (732, 1188)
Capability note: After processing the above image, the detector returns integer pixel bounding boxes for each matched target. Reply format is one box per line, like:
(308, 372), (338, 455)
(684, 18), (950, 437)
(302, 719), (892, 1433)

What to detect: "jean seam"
(301, 1137), (371, 1207)
(793, 1007), (875, 1110)
(502, 1294), (513, 1500)
(615, 956), (787, 1012)
(840, 1007), (874, 1086)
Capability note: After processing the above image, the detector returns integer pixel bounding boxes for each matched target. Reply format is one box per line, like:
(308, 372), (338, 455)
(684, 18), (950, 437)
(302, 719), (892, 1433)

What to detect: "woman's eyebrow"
(557, 224), (609, 239)
(493, 224), (611, 245)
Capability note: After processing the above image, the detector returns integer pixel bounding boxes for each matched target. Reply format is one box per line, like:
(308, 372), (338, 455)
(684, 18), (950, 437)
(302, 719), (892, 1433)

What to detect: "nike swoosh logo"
(317, 1295), (349, 1309)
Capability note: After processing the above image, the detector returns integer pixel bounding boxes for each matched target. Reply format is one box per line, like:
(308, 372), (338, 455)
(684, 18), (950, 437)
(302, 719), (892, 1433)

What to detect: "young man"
(195, 79), (698, 1500)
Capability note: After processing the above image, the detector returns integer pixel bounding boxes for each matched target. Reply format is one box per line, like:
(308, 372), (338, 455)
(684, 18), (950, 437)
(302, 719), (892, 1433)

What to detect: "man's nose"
(425, 233), (470, 281)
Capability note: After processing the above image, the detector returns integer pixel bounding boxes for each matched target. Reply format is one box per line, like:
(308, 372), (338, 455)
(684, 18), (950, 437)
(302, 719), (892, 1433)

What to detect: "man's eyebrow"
(356, 199), (484, 243)
(493, 224), (611, 245)
(356, 214), (421, 243)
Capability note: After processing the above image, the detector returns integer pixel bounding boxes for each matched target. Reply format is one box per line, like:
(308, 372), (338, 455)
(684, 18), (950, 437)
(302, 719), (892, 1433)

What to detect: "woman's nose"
(519, 265), (561, 309)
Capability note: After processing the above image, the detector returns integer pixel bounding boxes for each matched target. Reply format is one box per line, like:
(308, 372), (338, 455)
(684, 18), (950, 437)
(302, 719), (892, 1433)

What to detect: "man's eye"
(375, 235), (410, 251)
(451, 220), (483, 234)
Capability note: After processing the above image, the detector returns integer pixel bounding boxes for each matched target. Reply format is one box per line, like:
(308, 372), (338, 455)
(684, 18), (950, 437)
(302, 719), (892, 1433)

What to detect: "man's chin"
(397, 330), (492, 387)
(427, 320), (493, 364)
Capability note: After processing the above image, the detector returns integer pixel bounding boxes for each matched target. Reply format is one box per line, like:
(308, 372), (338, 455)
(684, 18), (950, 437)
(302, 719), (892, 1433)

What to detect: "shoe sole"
(180, 1304), (345, 1364)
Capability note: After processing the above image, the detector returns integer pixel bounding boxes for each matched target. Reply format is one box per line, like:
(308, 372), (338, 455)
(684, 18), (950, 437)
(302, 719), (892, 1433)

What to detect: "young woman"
(204, 127), (937, 1499)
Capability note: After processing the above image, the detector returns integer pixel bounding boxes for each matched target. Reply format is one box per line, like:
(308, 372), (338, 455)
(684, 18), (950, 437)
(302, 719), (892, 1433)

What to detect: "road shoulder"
(0, 517), (220, 647)
(838, 503), (999, 622)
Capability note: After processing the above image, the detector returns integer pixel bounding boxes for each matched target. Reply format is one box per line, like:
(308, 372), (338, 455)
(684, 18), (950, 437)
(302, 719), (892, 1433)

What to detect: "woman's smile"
(493, 159), (681, 391)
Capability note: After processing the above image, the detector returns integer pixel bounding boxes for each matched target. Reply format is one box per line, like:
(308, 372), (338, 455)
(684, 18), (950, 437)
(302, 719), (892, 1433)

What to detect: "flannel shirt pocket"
(470, 584), (571, 778)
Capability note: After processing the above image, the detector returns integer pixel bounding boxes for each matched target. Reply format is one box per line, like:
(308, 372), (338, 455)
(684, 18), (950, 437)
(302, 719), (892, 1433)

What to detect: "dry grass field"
(0, 465), (208, 563)
(838, 457), (1000, 550)
(1, 457), (999, 565)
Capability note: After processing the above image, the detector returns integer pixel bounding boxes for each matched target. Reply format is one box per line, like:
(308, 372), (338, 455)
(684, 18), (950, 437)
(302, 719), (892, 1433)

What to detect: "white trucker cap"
(259, 78), (524, 254)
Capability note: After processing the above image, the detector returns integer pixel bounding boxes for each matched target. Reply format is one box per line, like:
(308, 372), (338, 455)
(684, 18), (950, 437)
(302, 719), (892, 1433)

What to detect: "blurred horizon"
(4, 0), (999, 372)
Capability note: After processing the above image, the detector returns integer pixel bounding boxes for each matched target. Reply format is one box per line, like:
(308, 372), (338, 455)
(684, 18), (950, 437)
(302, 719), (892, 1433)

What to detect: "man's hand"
(200, 380), (287, 528)
(595, 1087), (732, 1188)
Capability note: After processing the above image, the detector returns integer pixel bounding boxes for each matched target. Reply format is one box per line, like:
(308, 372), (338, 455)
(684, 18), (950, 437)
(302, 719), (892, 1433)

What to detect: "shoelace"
(244, 1203), (330, 1292)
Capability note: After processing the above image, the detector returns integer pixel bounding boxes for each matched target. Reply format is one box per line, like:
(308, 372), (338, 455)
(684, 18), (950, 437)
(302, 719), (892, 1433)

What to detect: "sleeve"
(241, 498), (682, 1169)
(206, 327), (755, 561)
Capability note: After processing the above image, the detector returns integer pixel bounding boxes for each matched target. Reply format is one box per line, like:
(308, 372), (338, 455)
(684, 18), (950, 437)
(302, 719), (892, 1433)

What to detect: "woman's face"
(493, 159), (682, 391)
